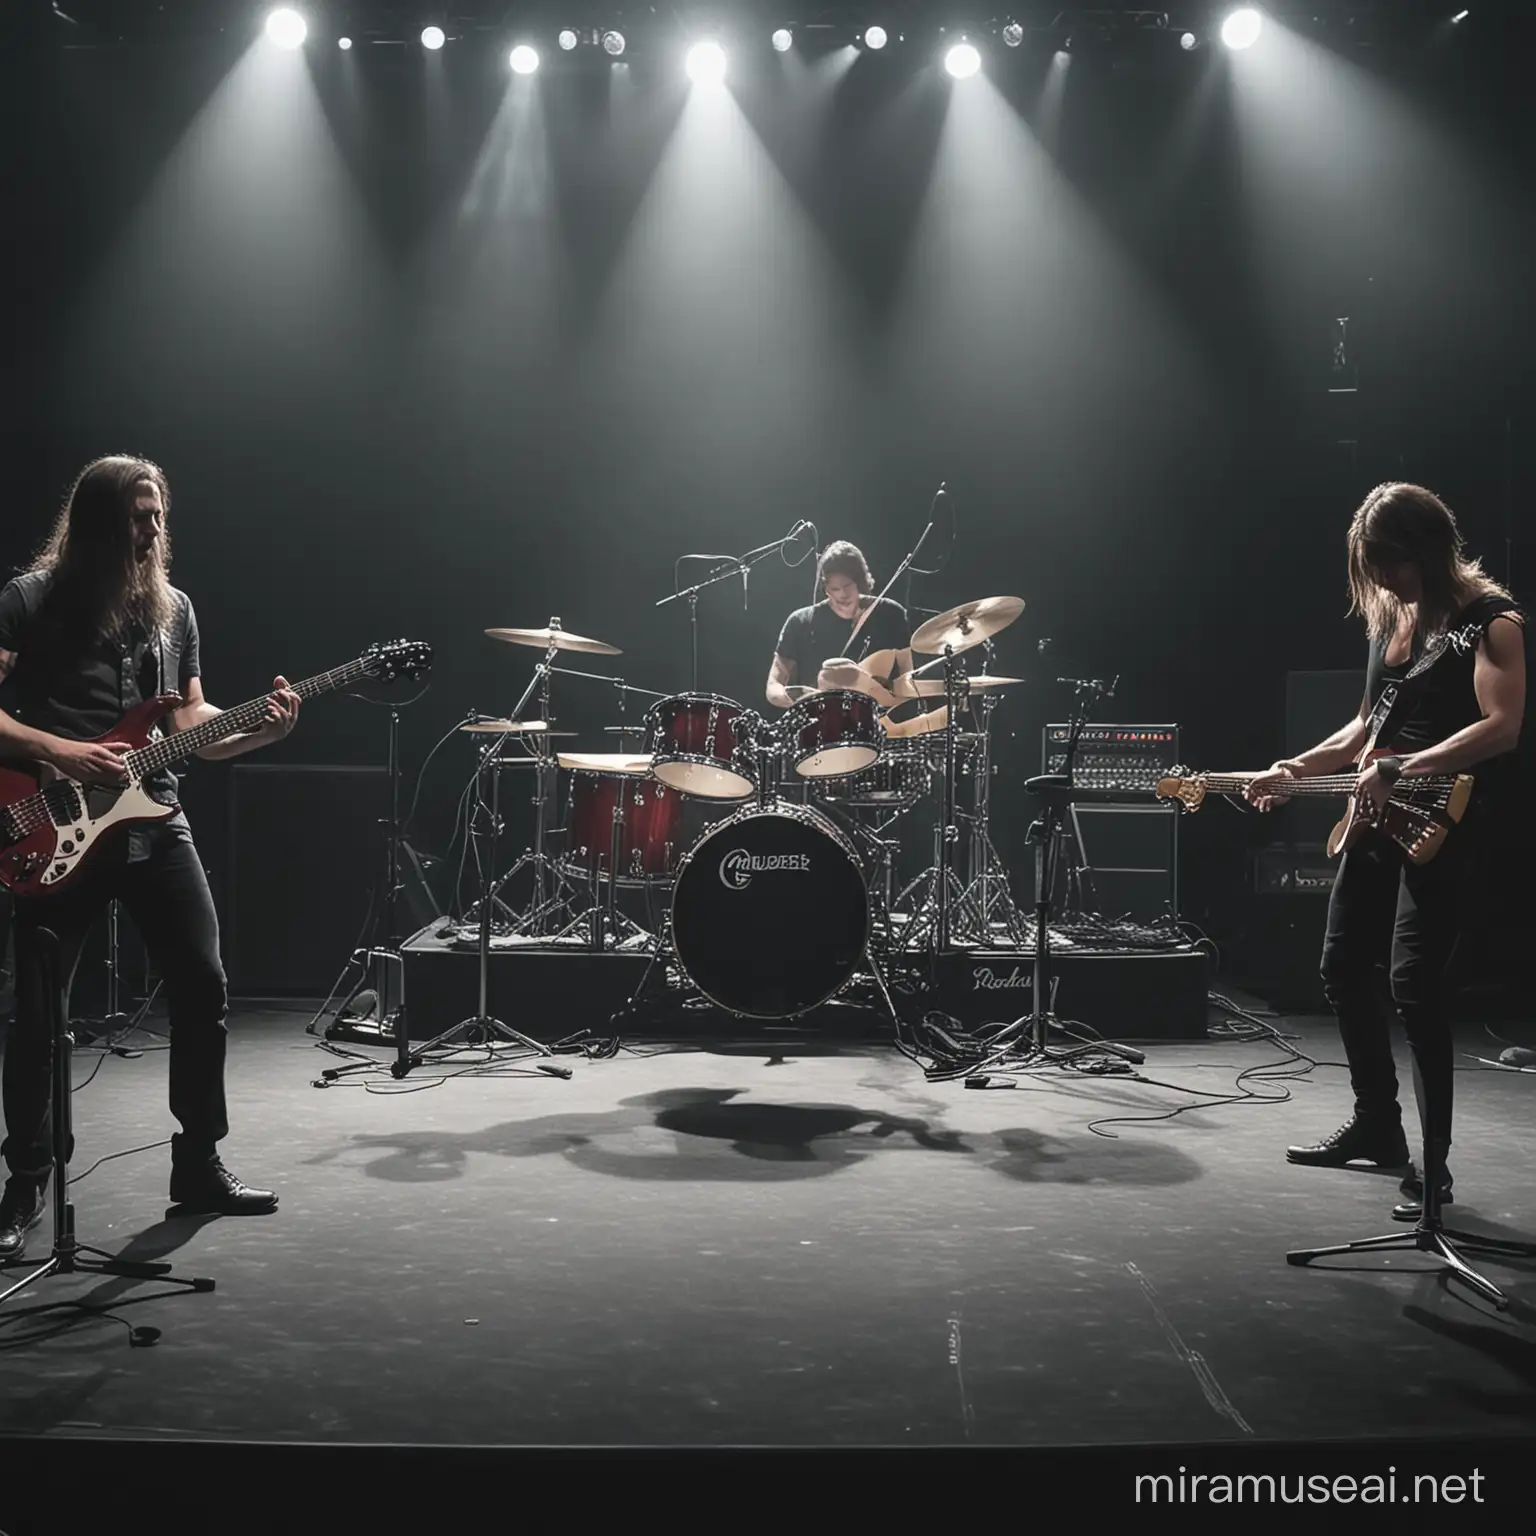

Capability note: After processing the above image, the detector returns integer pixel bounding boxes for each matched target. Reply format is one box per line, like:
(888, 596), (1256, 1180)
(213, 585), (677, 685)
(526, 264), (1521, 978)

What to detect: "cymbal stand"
(892, 647), (968, 953)
(496, 640), (573, 937)
(955, 650), (1030, 946)
(392, 744), (569, 1079)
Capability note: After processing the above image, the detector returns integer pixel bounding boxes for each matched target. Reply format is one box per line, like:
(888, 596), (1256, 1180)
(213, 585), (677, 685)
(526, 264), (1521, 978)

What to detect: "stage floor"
(1, 1004), (1534, 1454)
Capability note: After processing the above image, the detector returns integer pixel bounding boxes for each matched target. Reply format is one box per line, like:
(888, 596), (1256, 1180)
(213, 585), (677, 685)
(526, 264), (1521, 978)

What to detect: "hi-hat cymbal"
(910, 597), (1024, 656)
(890, 672), (1027, 700)
(558, 752), (653, 775)
(485, 626), (621, 656)
(459, 719), (575, 735)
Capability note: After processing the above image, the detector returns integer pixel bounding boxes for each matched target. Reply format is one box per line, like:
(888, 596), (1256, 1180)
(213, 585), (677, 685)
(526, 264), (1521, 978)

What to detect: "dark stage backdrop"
(3, 19), (1532, 997)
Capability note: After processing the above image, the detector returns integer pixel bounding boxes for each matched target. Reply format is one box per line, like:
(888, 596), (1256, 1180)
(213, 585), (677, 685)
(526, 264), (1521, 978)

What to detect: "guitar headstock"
(361, 640), (434, 682)
(1155, 768), (1207, 811)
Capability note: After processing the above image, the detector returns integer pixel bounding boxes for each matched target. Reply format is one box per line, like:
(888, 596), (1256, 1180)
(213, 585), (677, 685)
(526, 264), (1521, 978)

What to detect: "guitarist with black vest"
(0, 456), (299, 1260)
(1244, 484), (1525, 1219)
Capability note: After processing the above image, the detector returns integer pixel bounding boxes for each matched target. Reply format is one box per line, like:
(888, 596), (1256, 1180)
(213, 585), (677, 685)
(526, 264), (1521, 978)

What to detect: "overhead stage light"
(1452, 8), (1469, 19)
(1180, 31), (1197, 49)
(265, 8), (307, 49)
(1220, 8), (1263, 50)
(338, 36), (353, 51)
(863, 26), (888, 50)
(603, 30), (626, 55)
(510, 45), (539, 74)
(559, 29), (579, 50)
(772, 28), (793, 52)
(421, 25), (446, 50)
(1003, 23), (1024, 47)
(945, 43), (981, 79)
(687, 41), (728, 83)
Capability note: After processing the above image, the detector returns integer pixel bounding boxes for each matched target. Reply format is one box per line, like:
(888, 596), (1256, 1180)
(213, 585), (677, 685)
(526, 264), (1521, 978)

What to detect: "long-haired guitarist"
(1245, 483), (1525, 1217)
(0, 456), (299, 1261)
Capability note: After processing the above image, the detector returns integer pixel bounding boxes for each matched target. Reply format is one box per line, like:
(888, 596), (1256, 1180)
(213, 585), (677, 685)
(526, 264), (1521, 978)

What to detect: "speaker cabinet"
(227, 764), (387, 995)
(1060, 803), (1178, 925)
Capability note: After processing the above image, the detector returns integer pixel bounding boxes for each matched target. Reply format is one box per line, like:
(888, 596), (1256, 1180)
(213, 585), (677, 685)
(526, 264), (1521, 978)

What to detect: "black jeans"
(1, 816), (228, 1188)
(1319, 828), (1468, 1145)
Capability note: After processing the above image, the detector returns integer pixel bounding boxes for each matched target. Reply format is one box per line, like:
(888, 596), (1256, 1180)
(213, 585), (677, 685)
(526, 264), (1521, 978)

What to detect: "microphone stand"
(658, 529), (809, 692)
(969, 675), (1143, 1071)
(852, 484), (946, 660)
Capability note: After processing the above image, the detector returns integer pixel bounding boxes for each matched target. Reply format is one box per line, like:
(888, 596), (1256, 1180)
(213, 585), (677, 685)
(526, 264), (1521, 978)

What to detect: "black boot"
(1287, 1112), (1410, 1168)
(169, 1156), (277, 1216)
(0, 1178), (47, 1263)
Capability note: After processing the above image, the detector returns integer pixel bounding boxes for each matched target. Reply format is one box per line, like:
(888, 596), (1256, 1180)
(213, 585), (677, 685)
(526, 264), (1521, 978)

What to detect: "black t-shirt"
(0, 570), (201, 805)
(1366, 591), (1524, 813)
(774, 596), (910, 686)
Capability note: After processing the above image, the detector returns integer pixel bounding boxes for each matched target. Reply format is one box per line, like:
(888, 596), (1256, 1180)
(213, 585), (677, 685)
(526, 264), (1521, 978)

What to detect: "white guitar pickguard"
(35, 775), (176, 888)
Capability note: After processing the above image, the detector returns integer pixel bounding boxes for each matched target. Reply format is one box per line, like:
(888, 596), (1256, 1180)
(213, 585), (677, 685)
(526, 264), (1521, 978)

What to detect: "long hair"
(30, 455), (176, 639)
(1346, 482), (1510, 644)
(817, 540), (874, 595)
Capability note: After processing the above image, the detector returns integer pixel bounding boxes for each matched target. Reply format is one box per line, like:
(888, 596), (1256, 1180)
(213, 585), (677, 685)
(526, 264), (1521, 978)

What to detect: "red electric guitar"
(1155, 747), (1474, 866)
(0, 639), (431, 898)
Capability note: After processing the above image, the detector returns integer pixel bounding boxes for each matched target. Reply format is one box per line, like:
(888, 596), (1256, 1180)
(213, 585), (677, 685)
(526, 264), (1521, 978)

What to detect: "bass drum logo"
(719, 848), (812, 889)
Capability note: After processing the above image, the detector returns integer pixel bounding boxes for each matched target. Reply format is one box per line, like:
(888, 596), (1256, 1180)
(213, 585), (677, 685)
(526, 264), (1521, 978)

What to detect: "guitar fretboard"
(125, 660), (369, 778)
(1196, 772), (1463, 804)
(3, 658), (372, 844)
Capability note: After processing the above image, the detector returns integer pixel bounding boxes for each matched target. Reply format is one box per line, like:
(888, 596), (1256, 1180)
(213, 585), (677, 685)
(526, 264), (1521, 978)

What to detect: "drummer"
(765, 541), (910, 709)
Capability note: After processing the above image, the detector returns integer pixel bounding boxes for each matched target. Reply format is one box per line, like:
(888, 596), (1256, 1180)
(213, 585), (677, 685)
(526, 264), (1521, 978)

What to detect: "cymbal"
(459, 719), (575, 735)
(558, 752), (653, 775)
(890, 672), (1027, 700)
(910, 597), (1024, 656)
(485, 626), (621, 656)
(881, 706), (950, 740)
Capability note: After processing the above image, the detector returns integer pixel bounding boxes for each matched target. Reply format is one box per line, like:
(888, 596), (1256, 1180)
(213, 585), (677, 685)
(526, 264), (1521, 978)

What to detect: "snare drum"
(819, 740), (935, 805)
(560, 771), (688, 885)
(644, 693), (758, 800)
(780, 689), (881, 779)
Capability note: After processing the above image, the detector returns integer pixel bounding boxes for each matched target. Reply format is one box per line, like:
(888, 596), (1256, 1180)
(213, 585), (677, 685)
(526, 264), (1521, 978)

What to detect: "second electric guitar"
(1155, 749), (1473, 866)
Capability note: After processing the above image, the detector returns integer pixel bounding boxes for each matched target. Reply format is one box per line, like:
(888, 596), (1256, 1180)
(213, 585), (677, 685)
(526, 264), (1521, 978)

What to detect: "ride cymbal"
(910, 597), (1024, 656)
(485, 626), (621, 656)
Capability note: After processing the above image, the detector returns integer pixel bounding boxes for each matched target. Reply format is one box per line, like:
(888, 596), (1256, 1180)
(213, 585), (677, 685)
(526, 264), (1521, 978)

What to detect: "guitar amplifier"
(1253, 844), (1336, 895)
(1042, 724), (1179, 801)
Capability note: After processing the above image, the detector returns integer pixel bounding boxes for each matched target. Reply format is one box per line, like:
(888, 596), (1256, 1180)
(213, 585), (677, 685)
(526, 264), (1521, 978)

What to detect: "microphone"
(742, 563), (749, 610)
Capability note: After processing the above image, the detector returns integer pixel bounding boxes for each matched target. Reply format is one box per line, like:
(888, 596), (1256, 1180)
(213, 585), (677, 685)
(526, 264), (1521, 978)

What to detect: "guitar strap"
(1365, 615), (1485, 751)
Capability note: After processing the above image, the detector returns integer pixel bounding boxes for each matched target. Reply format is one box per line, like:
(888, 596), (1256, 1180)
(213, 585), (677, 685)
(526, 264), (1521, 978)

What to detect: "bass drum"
(670, 804), (870, 1019)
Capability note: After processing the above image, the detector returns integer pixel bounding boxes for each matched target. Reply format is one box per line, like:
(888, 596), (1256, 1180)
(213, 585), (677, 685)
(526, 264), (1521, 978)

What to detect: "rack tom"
(644, 693), (758, 800)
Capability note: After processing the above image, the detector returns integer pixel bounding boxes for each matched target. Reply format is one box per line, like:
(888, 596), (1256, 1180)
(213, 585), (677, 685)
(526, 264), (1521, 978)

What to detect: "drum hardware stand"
(391, 740), (569, 1081)
(555, 773), (653, 953)
(77, 900), (165, 1055)
(1, 928), (215, 1311)
(955, 678), (1030, 946)
(317, 706), (413, 1061)
(494, 636), (578, 937)
(891, 647), (968, 953)
(965, 677), (1143, 1074)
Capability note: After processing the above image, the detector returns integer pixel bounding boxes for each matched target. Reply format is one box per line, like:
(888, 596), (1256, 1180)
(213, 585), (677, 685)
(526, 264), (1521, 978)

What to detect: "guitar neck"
(126, 660), (369, 778)
(1200, 772), (1360, 798)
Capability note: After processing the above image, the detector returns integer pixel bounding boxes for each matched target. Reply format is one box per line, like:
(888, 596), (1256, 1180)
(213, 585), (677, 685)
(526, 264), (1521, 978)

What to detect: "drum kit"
(448, 596), (1031, 1027)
